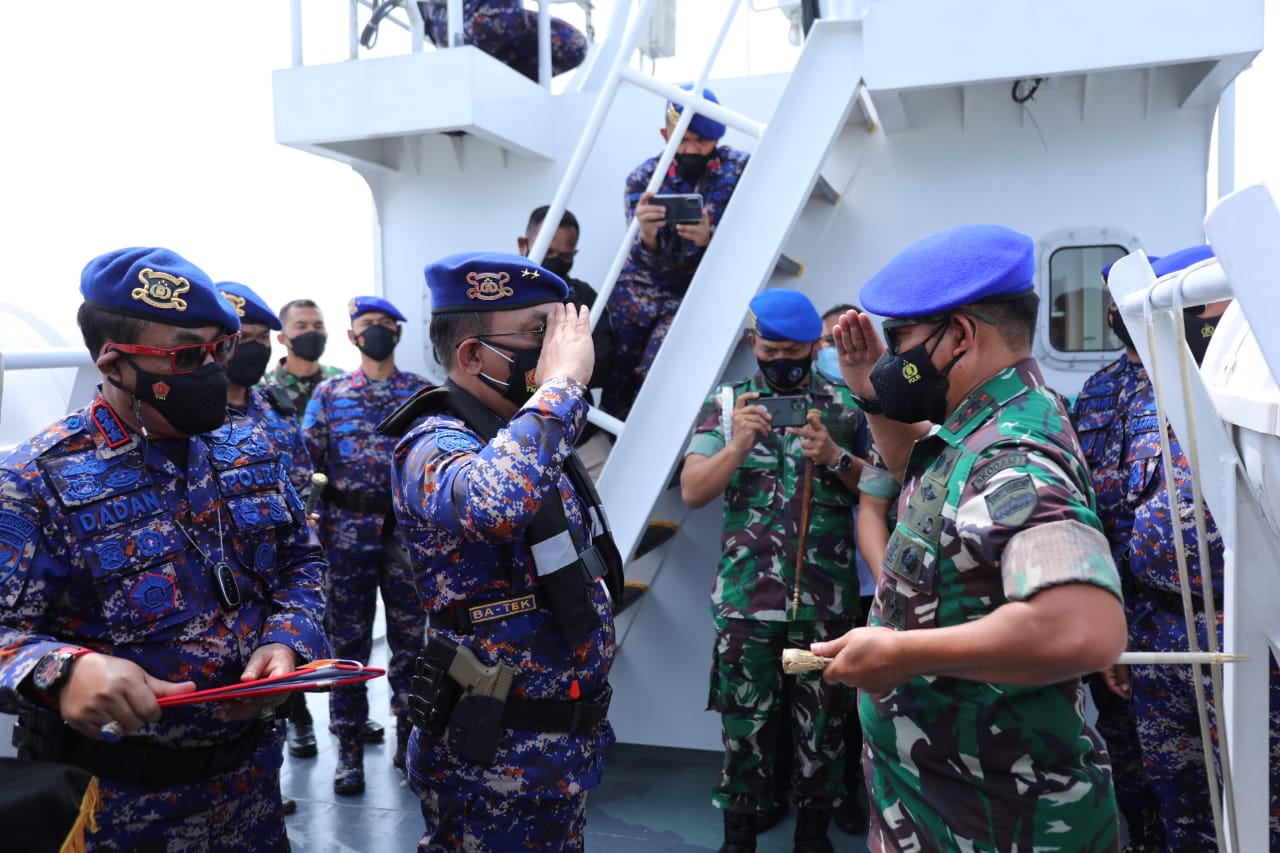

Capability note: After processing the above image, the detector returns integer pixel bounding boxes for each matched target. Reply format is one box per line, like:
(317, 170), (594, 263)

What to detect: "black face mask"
(869, 322), (959, 424)
(111, 359), (229, 436)
(1184, 311), (1218, 366)
(758, 354), (811, 392)
(354, 325), (399, 362)
(477, 339), (542, 407)
(541, 255), (573, 280)
(674, 152), (712, 183)
(225, 340), (272, 388)
(288, 331), (327, 362)
(1107, 305), (1134, 350)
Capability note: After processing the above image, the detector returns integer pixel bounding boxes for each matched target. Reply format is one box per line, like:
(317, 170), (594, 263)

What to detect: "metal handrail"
(1, 349), (94, 371)
(529, 0), (762, 438)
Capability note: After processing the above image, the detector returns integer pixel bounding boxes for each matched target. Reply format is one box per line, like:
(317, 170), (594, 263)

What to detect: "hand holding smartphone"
(650, 193), (704, 224)
(754, 395), (809, 428)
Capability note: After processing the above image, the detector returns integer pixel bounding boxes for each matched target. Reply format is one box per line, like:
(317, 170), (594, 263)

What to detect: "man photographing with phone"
(600, 84), (751, 421)
(680, 289), (865, 853)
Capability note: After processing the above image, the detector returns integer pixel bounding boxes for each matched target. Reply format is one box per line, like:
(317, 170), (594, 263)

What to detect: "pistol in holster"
(410, 634), (516, 765)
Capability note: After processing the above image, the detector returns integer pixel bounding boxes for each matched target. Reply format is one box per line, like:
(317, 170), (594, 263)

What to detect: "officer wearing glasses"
(0, 247), (329, 849)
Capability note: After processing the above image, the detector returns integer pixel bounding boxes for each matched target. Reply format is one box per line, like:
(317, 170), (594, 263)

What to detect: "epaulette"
(263, 385), (297, 417)
(376, 385), (448, 438)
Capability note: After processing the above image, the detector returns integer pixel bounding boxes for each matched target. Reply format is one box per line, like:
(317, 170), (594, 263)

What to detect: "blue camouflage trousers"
(86, 726), (287, 852)
(322, 507), (426, 736)
(1130, 599), (1280, 851)
(600, 283), (682, 420)
(416, 785), (588, 852)
(1088, 673), (1165, 849)
(709, 617), (856, 814)
(423, 1), (587, 82)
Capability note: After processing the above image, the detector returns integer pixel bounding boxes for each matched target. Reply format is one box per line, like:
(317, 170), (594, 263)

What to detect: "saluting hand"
(832, 309), (885, 401)
(786, 410), (841, 467)
(59, 653), (196, 740)
(536, 303), (595, 388)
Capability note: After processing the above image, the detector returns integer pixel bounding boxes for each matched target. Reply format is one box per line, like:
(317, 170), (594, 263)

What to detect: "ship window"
(1048, 244), (1128, 352)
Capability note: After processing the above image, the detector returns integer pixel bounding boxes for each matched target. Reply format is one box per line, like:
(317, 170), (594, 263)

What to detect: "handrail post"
(408, 0), (426, 52)
(290, 0), (304, 67)
(447, 0), (464, 46)
(348, 0), (360, 60)
(538, 1), (552, 89)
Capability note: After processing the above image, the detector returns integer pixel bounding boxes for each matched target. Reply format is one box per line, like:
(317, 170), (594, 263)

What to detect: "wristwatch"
(31, 647), (93, 701)
(848, 393), (883, 416)
(826, 450), (854, 474)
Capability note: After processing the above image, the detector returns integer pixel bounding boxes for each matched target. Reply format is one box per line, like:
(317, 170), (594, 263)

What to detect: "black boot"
(793, 807), (834, 853)
(393, 716), (412, 772)
(333, 736), (365, 795)
(719, 810), (757, 853)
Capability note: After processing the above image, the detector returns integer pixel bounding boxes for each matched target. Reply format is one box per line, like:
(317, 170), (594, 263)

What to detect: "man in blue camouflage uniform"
(1106, 245), (1280, 850)
(681, 290), (863, 853)
(218, 281), (322, 779)
(421, 1), (587, 82)
(816, 225), (1127, 851)
(601, 86), (752, 420)
(383, 251), (620, 852)
(303, 295), (428, 794)
(1072, 260), (1165, 851)
(0, 247), (329, 850)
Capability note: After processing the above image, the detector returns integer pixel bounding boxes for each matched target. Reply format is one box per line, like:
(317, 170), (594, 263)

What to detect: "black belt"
(428, 590), (549, 634)
(15, 712), (270, 788)
(503, 685), (612, 734)
(1135, 585), (1207, 614)
(322, 485), (393, 516)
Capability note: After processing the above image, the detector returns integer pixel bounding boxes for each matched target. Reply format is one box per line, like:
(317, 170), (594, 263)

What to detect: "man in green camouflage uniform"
(816, 225), (1127, 852)
(682, 289), (864, 853)
(264, 298), (344, 416)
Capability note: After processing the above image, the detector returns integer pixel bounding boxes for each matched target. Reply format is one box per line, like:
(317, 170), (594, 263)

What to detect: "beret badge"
(131, 268), (190, 312)
(222, 293), (247, 318)
(466, 271), (515, 302)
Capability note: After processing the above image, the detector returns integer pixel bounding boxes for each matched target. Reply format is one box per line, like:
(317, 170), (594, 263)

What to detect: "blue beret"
(1151, 245), (1214, 278)
(80, 247), (239, 331)
(860, 225), (1035, 320)
(425, 251), (569, 315)
(216, 281), (281, 330)
(667, 84), (726, 142)
(348, 296), (406, 323)
(748, 289), (822, 342)
(1101, 254), (1161, 284)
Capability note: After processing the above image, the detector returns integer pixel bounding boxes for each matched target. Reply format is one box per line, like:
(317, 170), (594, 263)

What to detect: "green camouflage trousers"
(709, 617), (856, 813)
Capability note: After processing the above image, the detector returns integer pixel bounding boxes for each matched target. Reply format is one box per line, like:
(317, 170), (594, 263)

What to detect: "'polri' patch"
(0, 505), (39, 600)
(984, 475), (1038, 527)
(435, 430), (482, 454)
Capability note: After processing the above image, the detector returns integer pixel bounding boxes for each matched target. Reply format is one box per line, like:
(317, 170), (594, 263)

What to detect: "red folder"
(157, 659), (386, 708)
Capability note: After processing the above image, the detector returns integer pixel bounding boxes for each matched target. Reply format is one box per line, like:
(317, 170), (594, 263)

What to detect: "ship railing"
(1110, 182), (1280, 852)
(288, 0), (599, 89)
(0, 347), (97, 453)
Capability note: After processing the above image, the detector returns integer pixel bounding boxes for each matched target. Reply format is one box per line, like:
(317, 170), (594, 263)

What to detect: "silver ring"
(99, 720), (124, 743)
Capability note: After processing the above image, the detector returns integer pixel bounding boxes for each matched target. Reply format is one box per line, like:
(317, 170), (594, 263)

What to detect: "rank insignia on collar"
(90, 402), (131, 448)
(151, 381), (171, 401)
(222, 293), (246, 317)
(465, 271), (514, 302)
(131, 269), (190, 312)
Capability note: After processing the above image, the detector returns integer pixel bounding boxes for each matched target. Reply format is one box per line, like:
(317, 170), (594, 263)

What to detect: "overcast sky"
(0, 2), (1275, 372)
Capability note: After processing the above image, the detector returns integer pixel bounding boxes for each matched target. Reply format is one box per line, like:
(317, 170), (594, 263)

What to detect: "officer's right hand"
(1104, 663), (1132, 700)
(730, 393), (770, 451)
(832, 309), (885, 401)
(536, 302), (595, 388)
(635, 191), (666, 249)
(59, 653), (196, 740)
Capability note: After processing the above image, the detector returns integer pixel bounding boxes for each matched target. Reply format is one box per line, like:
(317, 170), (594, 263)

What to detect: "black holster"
(446, 694), (505, 765)
(409, 636), (461, 737)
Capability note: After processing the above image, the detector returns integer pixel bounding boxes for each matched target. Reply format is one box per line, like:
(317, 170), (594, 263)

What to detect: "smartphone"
(754, 395), (809, 428)
(651, 193), (704, 223)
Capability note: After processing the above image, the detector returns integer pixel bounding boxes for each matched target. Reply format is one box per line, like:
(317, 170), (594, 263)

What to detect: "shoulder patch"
(434, 429), (482, 454)
(971, 453), (1028, 492)
(984, 474), (1038, 527)
(0, 503), (39, 596)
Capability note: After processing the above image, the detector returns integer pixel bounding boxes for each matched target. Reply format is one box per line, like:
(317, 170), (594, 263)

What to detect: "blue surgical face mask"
(814, 347), (846, 386)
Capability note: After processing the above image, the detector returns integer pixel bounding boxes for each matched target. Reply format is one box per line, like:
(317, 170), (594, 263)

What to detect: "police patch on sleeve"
(0, 502), (40, 604)
(984, 474), (1038, 527)
(434, 430), (482, 454)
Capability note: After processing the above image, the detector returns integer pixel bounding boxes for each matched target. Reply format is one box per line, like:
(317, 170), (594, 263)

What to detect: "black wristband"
(849, 393), (883, 416)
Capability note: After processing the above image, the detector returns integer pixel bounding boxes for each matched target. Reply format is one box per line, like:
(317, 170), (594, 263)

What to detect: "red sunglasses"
(103, 332), (240, 374)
